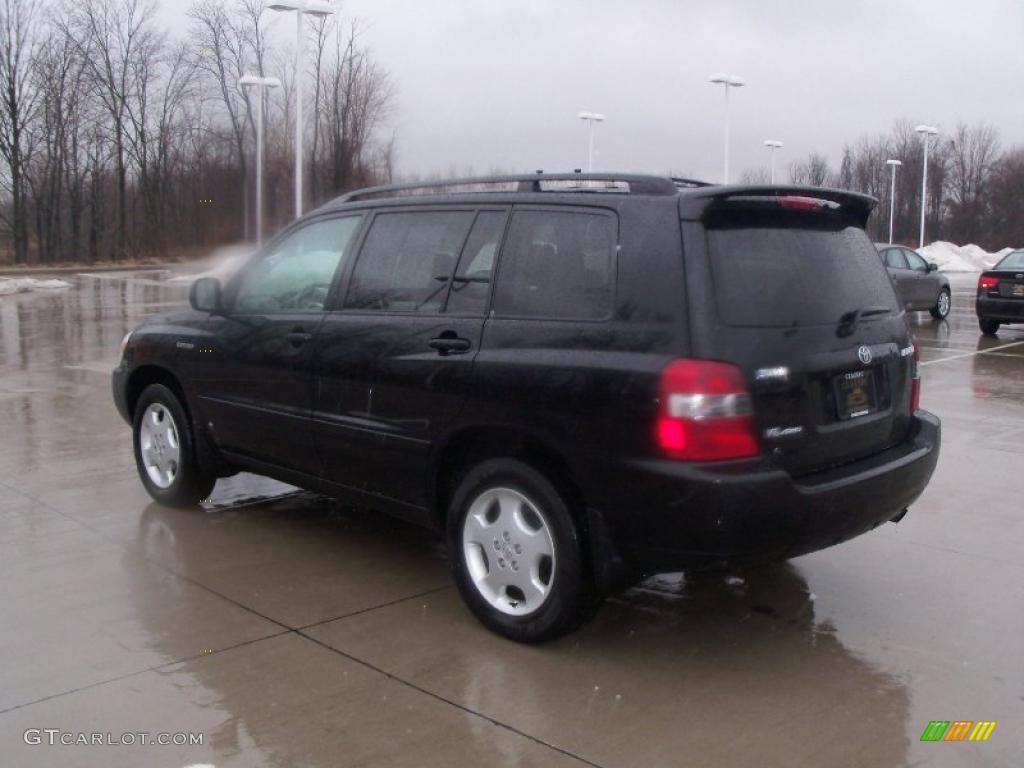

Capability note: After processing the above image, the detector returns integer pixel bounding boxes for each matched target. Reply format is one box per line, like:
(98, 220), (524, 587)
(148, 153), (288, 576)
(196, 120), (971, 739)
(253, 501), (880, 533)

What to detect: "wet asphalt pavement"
(0, 270), (1021, 767)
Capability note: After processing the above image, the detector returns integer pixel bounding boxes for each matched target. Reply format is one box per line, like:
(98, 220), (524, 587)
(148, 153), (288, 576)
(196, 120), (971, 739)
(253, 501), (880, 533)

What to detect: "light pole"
(885, 159), (902, 244)
(577, 111), (605, 172)
(269, 0), (336, 219)
(914, 125), (938, 248)
(240, 75), (281, 246)
(709, 73), (744, 184)
(763, 139), (783, 184)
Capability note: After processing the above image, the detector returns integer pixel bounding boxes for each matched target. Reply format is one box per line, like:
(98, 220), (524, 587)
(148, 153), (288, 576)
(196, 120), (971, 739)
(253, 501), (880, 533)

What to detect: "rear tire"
(979, 318), (1000, 336)
(132, 383), (216, 507)
(930, 288), (951, 319)
(447, 458), (597, 642)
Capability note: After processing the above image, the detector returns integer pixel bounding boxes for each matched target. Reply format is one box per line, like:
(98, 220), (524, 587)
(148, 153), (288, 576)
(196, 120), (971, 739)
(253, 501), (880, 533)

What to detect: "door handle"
(428, 335), (472, 355)
(286, 330), (313, 346)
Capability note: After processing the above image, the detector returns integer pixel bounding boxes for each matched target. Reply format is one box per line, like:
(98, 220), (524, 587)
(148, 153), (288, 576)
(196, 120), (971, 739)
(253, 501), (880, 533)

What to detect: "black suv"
(113, 174), (940, 642)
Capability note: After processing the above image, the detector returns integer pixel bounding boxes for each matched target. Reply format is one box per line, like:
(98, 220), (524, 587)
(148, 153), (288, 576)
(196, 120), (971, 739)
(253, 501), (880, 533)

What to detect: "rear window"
(996, 250), (1024, 270)
(707, 213), (899, 327)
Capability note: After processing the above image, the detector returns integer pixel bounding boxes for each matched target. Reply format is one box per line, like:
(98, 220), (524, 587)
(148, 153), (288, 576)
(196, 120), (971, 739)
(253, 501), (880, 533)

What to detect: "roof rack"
(336, 173), (689, 203)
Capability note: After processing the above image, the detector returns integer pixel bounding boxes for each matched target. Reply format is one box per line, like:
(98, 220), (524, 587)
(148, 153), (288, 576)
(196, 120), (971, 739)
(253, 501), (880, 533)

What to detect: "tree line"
(0, 0), (393, 265)
(742, 120), (1023, 250)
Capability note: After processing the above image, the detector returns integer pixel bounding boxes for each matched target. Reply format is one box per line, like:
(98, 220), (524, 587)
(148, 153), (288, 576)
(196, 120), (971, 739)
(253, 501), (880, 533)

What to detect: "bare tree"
(1, 0), (394, 265)
(946, 123), (1000, 244)
(788, 153), (831, 187)
(189, 0), (257, 239)
(66, 0), (157, 259)
(738, 167), (770, 184)
(0, 0), (43, 263)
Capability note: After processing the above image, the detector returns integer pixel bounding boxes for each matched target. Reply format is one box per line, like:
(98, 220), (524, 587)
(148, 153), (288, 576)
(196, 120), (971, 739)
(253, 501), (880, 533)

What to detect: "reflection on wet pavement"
(0, 270), (1021, 767)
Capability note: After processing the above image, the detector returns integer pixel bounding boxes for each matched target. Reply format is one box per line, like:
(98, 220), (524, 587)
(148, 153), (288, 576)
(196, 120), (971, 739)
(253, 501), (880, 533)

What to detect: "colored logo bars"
(920, 721), (997, 742)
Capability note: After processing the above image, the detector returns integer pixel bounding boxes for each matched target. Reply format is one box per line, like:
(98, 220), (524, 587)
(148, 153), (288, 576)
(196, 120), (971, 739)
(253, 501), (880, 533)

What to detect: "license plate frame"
(833, 368), (878, 420)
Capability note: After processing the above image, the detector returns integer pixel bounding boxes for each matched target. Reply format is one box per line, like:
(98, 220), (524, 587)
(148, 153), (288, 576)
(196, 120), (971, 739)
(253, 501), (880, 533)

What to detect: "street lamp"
(914, 125), (939, 248)
(577, 111), (605, 173)
(709, 73), (744, 184)
(885, 159), (902, 244)
(240, 75), (281, 246)
(268, 0), (336, 219)
(763, 139), (783, 184)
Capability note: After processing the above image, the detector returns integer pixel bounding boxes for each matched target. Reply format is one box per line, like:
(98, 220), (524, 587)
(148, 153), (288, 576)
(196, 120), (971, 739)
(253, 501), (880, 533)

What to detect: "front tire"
(132, 383), (215, 507)
(979, 318), (1000, 336)
(447, 458), (596, 642)
(930, 287), (951, 319)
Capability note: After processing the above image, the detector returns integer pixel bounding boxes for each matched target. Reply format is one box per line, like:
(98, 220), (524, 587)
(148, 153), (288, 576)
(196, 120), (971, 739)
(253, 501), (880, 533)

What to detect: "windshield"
(707, 211), (900, 328)
(995, 250), (1024, 270)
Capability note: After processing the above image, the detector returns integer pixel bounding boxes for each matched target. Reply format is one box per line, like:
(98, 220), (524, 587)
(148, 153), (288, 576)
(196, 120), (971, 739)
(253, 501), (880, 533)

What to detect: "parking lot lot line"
(295, 630), (607, 768)
(0, 630), (294, 717)
(919, 339), (1024, 366)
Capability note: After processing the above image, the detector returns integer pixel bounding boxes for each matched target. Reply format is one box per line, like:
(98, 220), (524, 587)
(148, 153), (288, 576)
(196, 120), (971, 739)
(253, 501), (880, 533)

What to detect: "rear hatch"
(686, 191), (917, 476)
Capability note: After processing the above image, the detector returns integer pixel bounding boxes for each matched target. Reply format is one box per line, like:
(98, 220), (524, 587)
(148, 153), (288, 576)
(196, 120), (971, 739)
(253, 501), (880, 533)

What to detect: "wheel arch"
(126, 365), (189, 422)
(430, 425), (587, 534)
(126, 364), (224, 476)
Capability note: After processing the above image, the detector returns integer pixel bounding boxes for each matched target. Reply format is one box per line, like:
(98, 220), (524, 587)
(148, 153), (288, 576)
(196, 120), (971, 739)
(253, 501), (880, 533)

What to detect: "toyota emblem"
(858, 346), (873, 365)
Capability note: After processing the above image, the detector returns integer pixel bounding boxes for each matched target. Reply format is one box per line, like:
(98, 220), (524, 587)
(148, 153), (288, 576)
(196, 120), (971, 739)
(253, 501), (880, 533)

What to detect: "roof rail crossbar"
(336, 173), (682, 202)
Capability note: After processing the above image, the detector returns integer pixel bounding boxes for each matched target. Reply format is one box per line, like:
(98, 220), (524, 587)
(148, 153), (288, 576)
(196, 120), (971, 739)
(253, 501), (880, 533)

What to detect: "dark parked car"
(113, 174), (941, 642)
(876, 244), (951, 319)
(976, 249), (1024, 335)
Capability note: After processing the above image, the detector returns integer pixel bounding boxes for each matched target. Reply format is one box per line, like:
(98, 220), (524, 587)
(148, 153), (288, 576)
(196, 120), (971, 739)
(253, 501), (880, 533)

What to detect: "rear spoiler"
(678, 185), (877, 227)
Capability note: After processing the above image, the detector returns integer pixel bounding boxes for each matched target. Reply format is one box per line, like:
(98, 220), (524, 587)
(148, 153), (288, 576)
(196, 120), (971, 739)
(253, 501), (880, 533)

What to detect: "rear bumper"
(593, 411), (940, 575)
(977, 295), (1024, 322)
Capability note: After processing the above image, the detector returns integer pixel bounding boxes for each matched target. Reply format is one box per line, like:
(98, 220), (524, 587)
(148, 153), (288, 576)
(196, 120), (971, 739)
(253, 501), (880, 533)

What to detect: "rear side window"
(345, 211), (474, 312)
(493, 210), (615, 320)
(707, 212), (899, 328)
(882, 248), (907, 269)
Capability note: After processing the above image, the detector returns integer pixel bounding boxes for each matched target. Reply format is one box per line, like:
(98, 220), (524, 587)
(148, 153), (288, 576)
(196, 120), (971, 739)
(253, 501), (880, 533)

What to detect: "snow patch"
(0, 277), (73, 295)
(917, 241), (1019, 273)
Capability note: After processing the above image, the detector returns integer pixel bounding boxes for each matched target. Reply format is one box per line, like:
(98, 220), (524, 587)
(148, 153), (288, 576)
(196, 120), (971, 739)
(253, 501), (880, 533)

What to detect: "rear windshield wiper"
(837, 305), (890, 336)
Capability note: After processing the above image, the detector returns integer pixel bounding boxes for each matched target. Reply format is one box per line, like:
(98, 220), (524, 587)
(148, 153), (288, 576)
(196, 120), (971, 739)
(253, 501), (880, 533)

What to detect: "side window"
(446, 210), (507, 315)
(904, 250), (928, 272)
(883, 248), (907, 270)
(345, 211), (474, 312)
(235, 216), (362, 312)
(493, 210), (615, 320)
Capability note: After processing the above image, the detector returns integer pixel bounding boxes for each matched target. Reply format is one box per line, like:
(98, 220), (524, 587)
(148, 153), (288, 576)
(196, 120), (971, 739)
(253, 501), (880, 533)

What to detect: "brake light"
(978, 275), (999, 292)
(776, 195), (841, 212)
(655, 360), (759, 461)
(910, 339), (921, 412)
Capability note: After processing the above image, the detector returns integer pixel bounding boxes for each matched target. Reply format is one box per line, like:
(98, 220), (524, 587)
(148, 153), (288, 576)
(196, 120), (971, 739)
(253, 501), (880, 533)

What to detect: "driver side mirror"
(927, 262), (939, 273)
(190, 277), (224, 314)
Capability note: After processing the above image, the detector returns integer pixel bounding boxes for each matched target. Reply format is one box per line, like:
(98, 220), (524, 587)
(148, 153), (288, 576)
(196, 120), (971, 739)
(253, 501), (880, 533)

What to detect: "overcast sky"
(162, 0), (1024, 182)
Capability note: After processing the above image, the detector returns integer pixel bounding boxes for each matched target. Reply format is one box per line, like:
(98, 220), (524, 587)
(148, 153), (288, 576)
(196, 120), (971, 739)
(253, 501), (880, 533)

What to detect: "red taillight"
(910, 339), (921, 412)
(776, 195), (841, 212)
(655, 360), (759, 461)
(978, 275), (999, 292)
